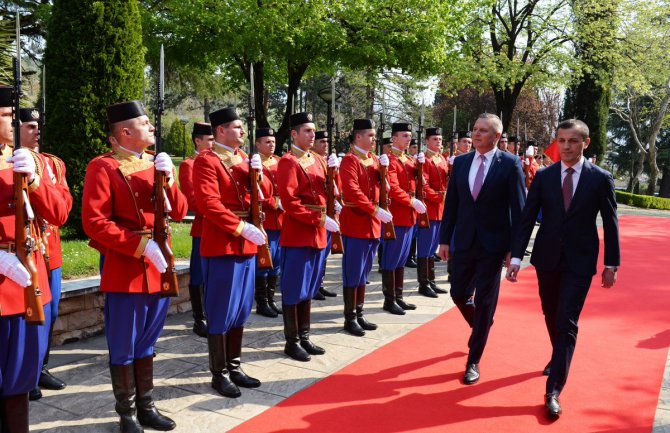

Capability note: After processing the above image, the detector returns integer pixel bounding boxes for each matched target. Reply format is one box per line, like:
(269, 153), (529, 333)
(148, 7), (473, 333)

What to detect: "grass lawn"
(61, 221), (192, 280)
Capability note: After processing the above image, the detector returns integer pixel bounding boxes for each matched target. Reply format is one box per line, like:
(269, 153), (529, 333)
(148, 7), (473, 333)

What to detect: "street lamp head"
(318, 87), (340, 104)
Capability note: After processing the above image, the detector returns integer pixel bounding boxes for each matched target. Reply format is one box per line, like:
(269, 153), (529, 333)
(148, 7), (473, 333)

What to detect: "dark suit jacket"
(440, 149), (526, 254)
(511, 160), (620, 276)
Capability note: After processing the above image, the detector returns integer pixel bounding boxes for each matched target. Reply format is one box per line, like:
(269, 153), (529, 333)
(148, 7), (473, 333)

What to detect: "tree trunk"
(494, 84), (523, 133)
(203, 97), (210, 122)
(659, 164), (670, 198)
(646, 141), (659, 196)
(629, 150), (646, 193)
(275, 61), (309, 154)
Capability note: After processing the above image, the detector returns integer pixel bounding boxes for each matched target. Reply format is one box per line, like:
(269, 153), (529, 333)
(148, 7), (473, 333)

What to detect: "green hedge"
(615, 191), (670, 210)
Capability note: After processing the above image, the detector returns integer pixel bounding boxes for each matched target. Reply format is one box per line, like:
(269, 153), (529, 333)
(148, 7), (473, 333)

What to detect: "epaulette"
(42, 152), (66, 184)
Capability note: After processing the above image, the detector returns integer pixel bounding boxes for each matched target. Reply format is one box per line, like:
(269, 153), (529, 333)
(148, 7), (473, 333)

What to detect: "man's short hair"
(352, 129), (369, 140)
(477, 113), (503, 135)
(557, 119), (589, 140)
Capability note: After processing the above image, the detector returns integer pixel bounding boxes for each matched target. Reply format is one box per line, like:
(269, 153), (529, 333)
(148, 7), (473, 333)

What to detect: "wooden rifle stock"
(250, 166), (273, 270)
(379, 165), (395, 240)
(327, 165), (343, 254)
(154, 170), (180, 298)
(416, 160), (429, 229)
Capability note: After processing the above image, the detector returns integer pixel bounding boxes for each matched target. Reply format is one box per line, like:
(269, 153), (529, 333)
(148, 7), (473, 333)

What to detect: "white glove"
(334, 200), (342, 215)
(0, 250), (31, 287)
(324, 216), (340, 233)
(523, 158), (530, 166)
(142, 239), (168, 273)
(448, 156), (455, 165)
(9, 148), (36, 182)
(154, 152), (174, 178)
(250, 154), (263, 180)
(327, 153), (339, 168)
(411, 198), (427, 214)
(375, 207), (393, 224)
(241, 222), (265, 246)
(276, 197), (283, 211)
(416, 152), (426, 164)
(379, 154), (390, 167)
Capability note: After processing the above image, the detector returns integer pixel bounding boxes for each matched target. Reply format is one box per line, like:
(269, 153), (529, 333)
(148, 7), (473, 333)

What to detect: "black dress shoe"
(542, 361), (551, 376)
(229, 367), (261, 388)
(418, 285), (438, 298)
(319, 287), (337, 297)
(396, 298), (416, 310)
(138, 407), (176, 431)
(300, 339), (326, 355)
(284, 342), (311, 362)
(405, 258), (417, 268)
(211, 373), (241, 398)
(463, 363), (480, 385)
(192, 319), (209, 337)
(432, 253), (442, 262)
(29, 387), (42, 401)
(544, 393), (561, 418)
(312, 290), (326, 301)
(39, 368), (66, 390)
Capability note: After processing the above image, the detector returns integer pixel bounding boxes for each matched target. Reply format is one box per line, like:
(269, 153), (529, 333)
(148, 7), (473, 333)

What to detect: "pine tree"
(43, 0), (144, 237)
(164, 119), (191, 157)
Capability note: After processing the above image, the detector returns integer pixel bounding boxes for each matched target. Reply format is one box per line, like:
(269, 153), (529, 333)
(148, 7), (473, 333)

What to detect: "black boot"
(1, 393), (29, 433)
(394, 268), (416, 310)
(267, 275), (282, 315)
(255, 275), (278, 318)
(428, 258), (448, 294)
(432, 253), (442, 262)
(417, 258), (438, 298)
(207, 334), (241, 398)
(226, 327), (261, 388)
(134, 357), (176, 431)
(189, 285), (208, 337)
(110, 363), (144, 433)
(343, 287), (365, 336)
(377, 243), (383, 271)
(319, 287), (337, 297)
(282, 304), (311, 362)
(382, 270), (405, 315)
(38, 323), (67, 391)
(297, 300), (325, 355)
(405, 238), (417, 268)
(356, 285), (377, 331)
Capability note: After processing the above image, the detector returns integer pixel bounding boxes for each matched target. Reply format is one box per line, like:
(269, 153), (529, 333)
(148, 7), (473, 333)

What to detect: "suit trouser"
(536, 268), (592, 395)
(450, 238), (504, 364)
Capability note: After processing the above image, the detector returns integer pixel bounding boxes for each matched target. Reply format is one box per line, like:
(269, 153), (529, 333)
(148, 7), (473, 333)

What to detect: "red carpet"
(231, 216), (670, 433)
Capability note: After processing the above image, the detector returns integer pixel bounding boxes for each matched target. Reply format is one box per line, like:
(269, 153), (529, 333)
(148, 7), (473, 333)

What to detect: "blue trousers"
(47, 267), (62, 331)
(342, 237), (379, 288)
(104, 293), (170, 365)
(257, 230), (282, 277)
(202, 255), (255, 334)
(417, 221), (440, 259)
(380, 226), (414, 271)
(0, 302), (51, 396)
(189, 237), (203, 287)
(281, 247), (324, 305)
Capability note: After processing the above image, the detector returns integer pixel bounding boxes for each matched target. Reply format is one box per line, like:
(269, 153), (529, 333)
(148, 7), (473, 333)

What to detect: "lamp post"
(318, 80), (341, 156)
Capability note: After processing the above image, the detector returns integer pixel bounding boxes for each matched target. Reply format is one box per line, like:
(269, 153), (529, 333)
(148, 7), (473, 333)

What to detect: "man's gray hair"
(477, 113), (503, 135)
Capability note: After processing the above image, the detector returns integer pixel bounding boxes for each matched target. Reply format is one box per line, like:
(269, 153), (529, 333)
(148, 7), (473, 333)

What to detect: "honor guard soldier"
(193, 108), (271, 398)
(339, 119), (392, 336)
(416, 127), (449, 297)
(277, 112), (340, 362)
(498, 133), (509, 151)
(255, 127), (283, 317)
(506, 135), (519, 155)
(311, 130), (340, 300)
(18, 108), (74, 401)
(380, 122), (427, 315)
(523, 142), (540, 189)
(0, 86), (68, 433)
(82, 100), (187, 432)
(382, 136), (392, 156)
(178, 122), (213, 337)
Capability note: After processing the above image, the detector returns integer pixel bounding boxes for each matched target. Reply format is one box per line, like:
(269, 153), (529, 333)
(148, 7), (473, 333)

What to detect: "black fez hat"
(107, 100), (146, 124)
(353, 119), (375, 130)
(383, 137), (392, 145)
(256, 127), (275, 139)
(410, 138), (417, 146)
(425, 127), (442, 138)
(209, 107), (240, 128)
(501, 132), (508, 139)
(315, 130), (328, 140)
(391, 122), (412, 133)
(0, 86), (11, 108)
(508, 135), (519, 143)
(289, 112), (313, 128)
(19, 108), (40, 123)
(192, 122), (212, 136)
(526, 140), (536, 147)
(458, 131), (471, 139)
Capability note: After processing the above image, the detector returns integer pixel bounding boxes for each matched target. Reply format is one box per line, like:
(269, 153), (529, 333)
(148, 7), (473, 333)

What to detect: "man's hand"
(416, 152), (426, 164)
(327, 153), (339, 168)
(324, 216), (340, 233)
(334, 200), (342, 215)
(438, 244), (449, 262)
(0, 250), (31, 287)
(241, 223), (265, 246)
(411, 198), (427, 214)
(10, 148), (36, 182)
(602, 268), (617, 288)
(506, 264), (520, 282)
(142, 239), (168, 273)
(250, 154), (263, 179)
(154, 152), (175, 179)
(379, 154), (390, 167)
(375, 207), (393, 223)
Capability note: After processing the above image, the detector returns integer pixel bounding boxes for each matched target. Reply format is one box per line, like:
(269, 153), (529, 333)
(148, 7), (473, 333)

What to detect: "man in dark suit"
(439, 113), (526, 385)
(506, 119), (620, 419)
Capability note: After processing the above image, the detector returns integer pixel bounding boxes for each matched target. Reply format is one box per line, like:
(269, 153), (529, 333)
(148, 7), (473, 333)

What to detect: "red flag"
(544, 139), (560, 163)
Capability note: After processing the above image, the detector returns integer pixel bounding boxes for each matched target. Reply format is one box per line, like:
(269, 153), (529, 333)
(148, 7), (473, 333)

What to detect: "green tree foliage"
(43, 0), (144, 237)
(164, 118), (190, 157)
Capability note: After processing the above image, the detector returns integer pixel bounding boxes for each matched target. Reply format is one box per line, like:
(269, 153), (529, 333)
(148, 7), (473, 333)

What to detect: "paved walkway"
(30, 206), (670, 432)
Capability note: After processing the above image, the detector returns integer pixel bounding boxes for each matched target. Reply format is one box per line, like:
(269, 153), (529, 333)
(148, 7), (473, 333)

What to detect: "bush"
(615, 191), (670, 210)
(164, 119), (191, 156)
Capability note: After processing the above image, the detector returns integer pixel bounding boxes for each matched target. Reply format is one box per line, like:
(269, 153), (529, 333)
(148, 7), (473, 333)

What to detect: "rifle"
(38, 65), (50, 270)
(153, 45), (180, 298)
(13, 15), (44, 325)
(415, 110), (429, 229)
(326, 77), (343, 254)
(378, 109), (395, 240)
(248, 64), (273, 269)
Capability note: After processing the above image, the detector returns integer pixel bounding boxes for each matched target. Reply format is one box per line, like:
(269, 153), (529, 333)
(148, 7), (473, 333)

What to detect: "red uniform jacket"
(423, 150), (449, 222)
(277, 147), (327, 249)
(387, 149), (418, 228)
(339, 148), (381, 239)
(260, 154), (283, 231)
(179, 156), (203, 237)
(82, 149), (188, 294)
(524, 156), (540, 189)
(36, 152), (73, 270)
(193, 145), (273, 257)
(0, 145), (70, 316)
